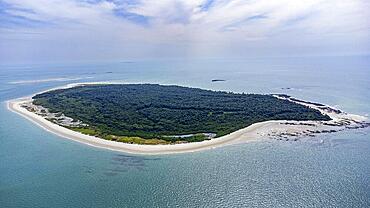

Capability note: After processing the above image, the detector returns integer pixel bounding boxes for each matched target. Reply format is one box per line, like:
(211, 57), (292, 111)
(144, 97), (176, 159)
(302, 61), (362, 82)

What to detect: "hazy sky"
(1, 0), (369, 63)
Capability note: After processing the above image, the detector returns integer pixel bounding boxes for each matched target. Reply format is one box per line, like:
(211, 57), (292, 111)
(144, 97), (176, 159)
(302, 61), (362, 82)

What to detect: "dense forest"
(33, 84), (330, 143)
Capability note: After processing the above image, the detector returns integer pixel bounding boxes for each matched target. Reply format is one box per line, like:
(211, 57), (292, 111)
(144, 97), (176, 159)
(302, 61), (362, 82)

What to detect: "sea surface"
(1, 56), (369, 208)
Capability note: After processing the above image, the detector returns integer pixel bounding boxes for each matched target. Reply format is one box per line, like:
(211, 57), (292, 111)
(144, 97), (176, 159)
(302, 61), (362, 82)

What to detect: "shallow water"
(1, 56), (369, 207)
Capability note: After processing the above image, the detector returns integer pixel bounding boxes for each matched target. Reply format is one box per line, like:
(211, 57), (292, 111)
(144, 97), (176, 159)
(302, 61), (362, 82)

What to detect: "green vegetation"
(33, 84), (330, 144)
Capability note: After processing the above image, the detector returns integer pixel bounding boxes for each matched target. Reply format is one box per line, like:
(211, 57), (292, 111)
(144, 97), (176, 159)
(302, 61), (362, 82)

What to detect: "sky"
(0, 0), (369, 63)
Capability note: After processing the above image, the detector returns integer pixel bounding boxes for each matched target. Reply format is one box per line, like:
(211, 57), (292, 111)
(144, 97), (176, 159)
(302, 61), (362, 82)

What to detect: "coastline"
(7, 97), (269, 154)
(7, 83), (369, 155)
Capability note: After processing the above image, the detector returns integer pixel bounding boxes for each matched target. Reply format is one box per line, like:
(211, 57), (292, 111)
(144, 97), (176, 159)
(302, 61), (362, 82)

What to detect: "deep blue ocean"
(1, 56), (369, 207)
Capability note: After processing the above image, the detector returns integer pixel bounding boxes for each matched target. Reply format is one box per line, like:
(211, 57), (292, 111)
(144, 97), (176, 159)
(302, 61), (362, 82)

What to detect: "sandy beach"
(7, 83), (369, 155)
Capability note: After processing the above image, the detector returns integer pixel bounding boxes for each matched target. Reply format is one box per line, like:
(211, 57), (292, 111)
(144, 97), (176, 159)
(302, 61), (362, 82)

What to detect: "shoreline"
(7, 82), (369, 155)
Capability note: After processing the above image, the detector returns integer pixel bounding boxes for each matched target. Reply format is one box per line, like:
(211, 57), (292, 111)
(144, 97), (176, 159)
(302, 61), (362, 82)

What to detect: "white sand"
(7, 83), (368, 155)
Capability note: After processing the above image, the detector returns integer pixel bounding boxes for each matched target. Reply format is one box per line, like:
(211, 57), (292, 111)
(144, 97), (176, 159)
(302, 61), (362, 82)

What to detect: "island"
(31, 84), (329, 143)
(211, 79), (226, 82)
(7, 83), (369, 154)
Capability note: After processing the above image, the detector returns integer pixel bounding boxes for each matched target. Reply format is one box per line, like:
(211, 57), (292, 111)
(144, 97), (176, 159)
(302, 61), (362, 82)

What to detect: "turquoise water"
(1, 56), (370, 207)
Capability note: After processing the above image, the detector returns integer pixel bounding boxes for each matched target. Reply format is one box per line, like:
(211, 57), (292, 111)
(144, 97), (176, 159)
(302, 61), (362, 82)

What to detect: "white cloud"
(1, 0), (369, 62)
(3, 0), (369, 38)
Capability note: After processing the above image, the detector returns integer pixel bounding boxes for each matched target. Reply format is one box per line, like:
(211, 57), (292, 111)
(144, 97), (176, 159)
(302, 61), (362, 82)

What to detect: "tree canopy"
(33, 84), (330, 143)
